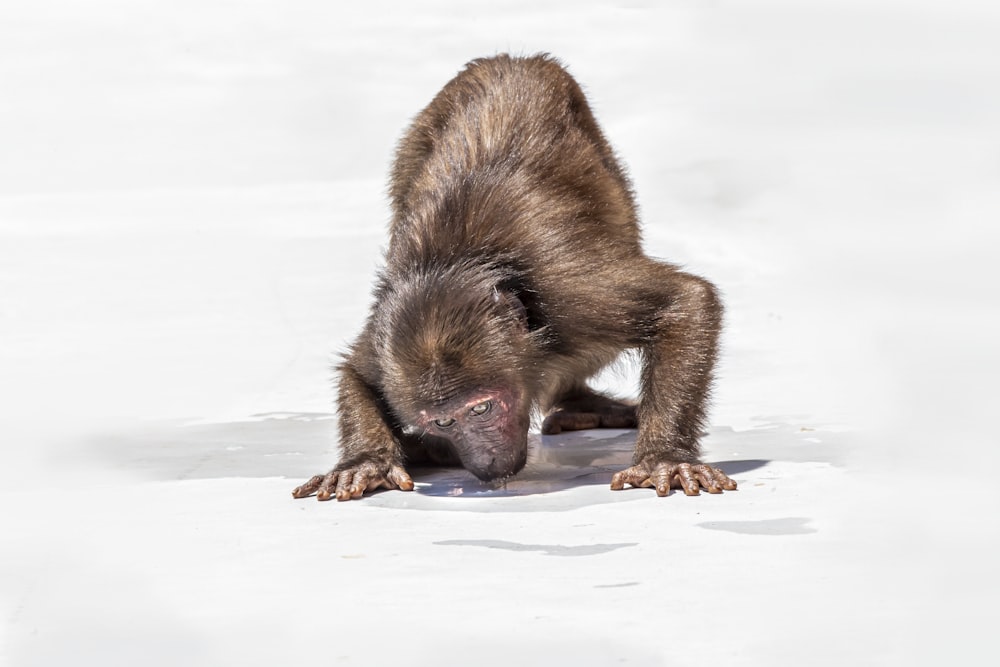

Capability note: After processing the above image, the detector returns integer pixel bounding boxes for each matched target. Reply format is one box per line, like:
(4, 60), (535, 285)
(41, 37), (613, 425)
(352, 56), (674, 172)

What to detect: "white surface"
(2, 1), (998, 665)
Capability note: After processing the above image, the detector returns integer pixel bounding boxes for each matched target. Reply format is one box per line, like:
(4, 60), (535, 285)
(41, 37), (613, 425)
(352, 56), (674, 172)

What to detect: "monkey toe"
(542, 409), (637, 435)
(600, 411), (638, 429)
(542, 412), (601, 434)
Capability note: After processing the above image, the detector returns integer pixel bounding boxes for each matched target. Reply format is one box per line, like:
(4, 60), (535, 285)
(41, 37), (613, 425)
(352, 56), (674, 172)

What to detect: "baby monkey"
(293, 54), (736, 501)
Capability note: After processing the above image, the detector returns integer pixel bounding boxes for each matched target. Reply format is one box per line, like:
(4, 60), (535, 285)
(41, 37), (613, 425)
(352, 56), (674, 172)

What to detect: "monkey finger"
(365, 476), (390, 493)
(674, 464), (701, 496)
(715, 467), (738, 490)
(693, 469), (722, 494)
(701, 476), (723, 494)
(350, 473), (378, 499)
(700, 465), (737, 491)
(387, 465), (415, 492)
(646, 465), (670, 496)
(291, 475), (324, 498)
(610, 465), (651, 491)
(352, 471), (386, 499)
(709, 466), (737, 492)
(334, 470), (358, 501)
(316, 470), (342, 501)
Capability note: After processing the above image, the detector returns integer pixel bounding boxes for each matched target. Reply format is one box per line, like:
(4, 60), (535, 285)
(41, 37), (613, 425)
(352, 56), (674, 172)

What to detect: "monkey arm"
(292, 357), (414, 501)
(611, 268), (737, 497)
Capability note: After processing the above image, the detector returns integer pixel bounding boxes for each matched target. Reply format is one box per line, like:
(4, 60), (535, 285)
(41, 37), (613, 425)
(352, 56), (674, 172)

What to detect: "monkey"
(292, 53), (736, 502)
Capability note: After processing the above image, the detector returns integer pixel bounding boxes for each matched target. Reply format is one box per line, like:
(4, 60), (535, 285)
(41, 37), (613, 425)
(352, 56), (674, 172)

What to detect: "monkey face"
(418, 386), (529, 481)
(376, 263), (539, 481)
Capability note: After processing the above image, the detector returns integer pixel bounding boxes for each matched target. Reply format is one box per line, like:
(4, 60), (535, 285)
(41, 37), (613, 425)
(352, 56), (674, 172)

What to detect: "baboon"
(292, 54), (736, 501)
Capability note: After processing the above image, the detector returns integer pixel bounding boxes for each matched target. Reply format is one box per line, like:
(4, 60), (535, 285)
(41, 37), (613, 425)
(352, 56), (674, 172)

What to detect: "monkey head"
(376, 261), (536, 481)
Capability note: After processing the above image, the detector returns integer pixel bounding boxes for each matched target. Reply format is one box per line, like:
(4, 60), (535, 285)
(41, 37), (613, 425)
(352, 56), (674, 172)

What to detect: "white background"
(2, 1), (998, 665)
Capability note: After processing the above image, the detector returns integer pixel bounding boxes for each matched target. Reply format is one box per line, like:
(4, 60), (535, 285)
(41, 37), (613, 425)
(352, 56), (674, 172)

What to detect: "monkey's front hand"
(291, 459), (414, 501)
(610, 457), (737, 497)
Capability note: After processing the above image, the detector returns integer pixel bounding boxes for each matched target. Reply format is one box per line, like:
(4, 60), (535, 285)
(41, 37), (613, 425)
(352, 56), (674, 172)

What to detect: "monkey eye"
(434, 417), (456, 428)
(470, 401), (492, 416)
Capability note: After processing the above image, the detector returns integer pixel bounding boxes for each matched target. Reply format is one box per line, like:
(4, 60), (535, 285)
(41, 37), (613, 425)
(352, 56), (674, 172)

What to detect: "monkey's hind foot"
(292, 460), (414, 501)
(610, 460), (737, 497)
(541, 391), (637, 435)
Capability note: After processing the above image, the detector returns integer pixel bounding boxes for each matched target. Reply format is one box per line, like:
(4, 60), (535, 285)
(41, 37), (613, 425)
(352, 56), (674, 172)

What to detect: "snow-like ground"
(1, 1), (998, 665)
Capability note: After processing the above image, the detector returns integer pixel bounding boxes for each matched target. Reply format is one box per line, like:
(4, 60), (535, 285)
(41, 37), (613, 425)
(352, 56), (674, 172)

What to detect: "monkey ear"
(493, 287), (529, 331)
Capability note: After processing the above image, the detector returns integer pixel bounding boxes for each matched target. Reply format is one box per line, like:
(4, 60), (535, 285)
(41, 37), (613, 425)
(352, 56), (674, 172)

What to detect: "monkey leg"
(541, 387), (637, 434)
(292, 359), (414, 501)
(612, 268), (737, 496)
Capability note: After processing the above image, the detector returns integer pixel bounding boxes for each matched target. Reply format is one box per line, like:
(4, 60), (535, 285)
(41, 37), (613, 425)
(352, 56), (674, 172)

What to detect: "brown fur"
(292, 54), (736, 501)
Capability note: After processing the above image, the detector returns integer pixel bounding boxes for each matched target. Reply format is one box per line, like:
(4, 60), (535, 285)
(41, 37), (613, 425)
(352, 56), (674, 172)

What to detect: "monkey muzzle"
(456, 411), (529, 482)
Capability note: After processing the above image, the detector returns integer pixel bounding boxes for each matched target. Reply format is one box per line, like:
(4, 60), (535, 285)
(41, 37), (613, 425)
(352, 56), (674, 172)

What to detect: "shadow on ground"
(87, 412), (848, 501)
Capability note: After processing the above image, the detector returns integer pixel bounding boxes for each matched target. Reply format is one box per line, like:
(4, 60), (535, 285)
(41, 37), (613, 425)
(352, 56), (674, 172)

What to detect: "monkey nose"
(469, 459), (503, 482)
(467, 447), (526, 482)
(485, 455), (505, 479)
